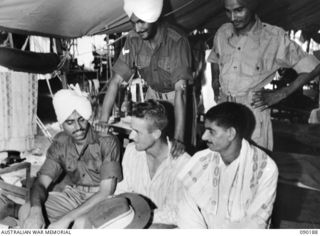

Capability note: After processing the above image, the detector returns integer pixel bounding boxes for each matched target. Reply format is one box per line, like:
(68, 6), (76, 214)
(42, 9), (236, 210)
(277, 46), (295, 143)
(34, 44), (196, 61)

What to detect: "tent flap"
(0, 0), (319, 38)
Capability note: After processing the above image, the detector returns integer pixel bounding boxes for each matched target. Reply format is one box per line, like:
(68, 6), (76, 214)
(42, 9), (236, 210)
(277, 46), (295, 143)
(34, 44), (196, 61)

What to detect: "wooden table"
(0, 161), (31, 202)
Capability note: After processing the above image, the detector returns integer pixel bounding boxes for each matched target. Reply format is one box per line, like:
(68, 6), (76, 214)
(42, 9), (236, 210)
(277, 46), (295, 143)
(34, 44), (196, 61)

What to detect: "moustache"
(73, 129), (85, 134)
(232, 20), (242, 24)
(137, 31), (146, 35)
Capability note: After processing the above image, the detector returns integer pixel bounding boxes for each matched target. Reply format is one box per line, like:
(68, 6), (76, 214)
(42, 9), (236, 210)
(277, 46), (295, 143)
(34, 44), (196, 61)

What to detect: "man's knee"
(18, 202), (31, 222)
(72, 215), (91, 229)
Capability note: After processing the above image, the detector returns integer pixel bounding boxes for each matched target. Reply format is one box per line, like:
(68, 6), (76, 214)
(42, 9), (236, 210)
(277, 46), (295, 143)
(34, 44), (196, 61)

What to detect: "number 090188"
(300, 230), (318, 235)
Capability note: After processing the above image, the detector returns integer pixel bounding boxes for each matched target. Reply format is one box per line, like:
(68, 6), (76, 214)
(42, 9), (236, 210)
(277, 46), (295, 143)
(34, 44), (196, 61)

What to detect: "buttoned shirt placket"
(226, 33), (252, 99)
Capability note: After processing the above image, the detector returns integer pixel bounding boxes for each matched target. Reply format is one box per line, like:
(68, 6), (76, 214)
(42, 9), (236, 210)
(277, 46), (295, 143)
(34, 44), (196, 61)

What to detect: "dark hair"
(132, 99), (168, 134)
(204, 102), (255, 139)
(221, 0), (260, 12)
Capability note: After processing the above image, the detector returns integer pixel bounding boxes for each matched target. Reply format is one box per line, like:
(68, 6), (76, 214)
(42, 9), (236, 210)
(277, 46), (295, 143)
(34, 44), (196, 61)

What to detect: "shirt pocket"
(87, 150), (102, 173)
(158, 56), (172, 73)
(241, 53), (263, 77)
(137, 54), (151, 69)
(65, 155), (78, 172)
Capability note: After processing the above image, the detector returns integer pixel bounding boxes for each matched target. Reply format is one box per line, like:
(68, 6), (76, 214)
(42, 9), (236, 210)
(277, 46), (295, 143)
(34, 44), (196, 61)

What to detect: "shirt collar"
(228, 15), (262, 39)
(247, 15), (263, 38)
(151, 22), (166, 49)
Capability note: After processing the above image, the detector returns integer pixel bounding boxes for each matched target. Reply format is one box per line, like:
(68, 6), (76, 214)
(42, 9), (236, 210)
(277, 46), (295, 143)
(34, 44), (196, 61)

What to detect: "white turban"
(52, 86), (92, 124)
(123, 0), (163, 23)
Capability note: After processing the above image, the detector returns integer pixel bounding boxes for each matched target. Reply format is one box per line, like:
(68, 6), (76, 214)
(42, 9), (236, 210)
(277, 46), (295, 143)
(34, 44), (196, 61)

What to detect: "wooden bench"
(0, 162), (31, 202)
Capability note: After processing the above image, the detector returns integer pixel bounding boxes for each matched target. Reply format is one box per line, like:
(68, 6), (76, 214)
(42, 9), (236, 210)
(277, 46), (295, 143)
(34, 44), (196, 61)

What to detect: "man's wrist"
(30, 206), (42, 214)
(100, 115), (109, 123)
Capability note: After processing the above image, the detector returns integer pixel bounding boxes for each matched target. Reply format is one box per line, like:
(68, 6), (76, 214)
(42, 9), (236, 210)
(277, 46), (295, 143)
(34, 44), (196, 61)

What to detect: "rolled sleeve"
(276, 32), (307, 69)
(100, 161), (122, 181)
(112, 36), (136, 82)
(112, 59), (132, 82)
(293, 54), (320, 74)
(100, 135), (123, 181)
(38, 141), (63, 181)
(207, 33), (220, 64)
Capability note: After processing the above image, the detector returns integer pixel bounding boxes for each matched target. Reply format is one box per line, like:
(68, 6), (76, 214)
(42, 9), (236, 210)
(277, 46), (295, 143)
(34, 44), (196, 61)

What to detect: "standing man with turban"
(99, 0), (193, 157)
(208, 0), (320, 150)
(19, 88), (122, 229)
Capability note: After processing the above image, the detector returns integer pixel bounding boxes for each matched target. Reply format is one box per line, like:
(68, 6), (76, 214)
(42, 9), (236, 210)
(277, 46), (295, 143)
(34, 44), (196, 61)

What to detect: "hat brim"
(117, 192), (152, 229)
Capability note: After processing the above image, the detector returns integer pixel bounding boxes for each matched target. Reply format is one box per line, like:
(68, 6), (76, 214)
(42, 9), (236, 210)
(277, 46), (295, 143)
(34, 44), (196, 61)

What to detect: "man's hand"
(48, 217), (71, 229)
(94, 121), (110, 136)
(170, 139), (185, 159)
(251, 89), (287, 111)
(21, 207), (45, 229)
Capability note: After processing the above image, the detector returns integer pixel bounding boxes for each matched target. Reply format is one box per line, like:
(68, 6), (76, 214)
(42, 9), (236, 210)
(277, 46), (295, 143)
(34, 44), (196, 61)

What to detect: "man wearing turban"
(99, 0), (193, 157)
(207, 0), (320, 150)
(18, 88), (123, 229)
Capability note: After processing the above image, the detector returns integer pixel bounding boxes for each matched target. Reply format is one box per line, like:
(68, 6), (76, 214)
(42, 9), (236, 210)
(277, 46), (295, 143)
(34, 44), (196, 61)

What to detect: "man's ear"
(227, 127), (237, 141)
(152, 129), (162, 140)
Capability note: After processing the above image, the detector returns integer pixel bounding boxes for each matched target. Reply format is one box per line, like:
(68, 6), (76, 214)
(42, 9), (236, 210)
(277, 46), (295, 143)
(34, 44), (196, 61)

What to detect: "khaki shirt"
(113, 22), (193, 93)
(207, 17), (319, 97)
(39, 125), (122, 186)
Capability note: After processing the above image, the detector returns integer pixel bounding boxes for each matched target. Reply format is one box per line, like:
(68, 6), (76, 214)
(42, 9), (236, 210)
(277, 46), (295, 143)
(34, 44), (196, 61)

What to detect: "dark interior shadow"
(269, 152), (303, 228)
(271, 181), (320, 228)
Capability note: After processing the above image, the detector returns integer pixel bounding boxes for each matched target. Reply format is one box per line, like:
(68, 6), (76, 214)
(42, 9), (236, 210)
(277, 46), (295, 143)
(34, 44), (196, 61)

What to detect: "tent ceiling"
(0, 0), (319, 39)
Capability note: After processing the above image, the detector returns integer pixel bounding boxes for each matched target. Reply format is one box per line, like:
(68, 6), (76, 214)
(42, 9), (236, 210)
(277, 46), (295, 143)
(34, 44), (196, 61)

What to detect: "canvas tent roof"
(0, 0), (319, 40)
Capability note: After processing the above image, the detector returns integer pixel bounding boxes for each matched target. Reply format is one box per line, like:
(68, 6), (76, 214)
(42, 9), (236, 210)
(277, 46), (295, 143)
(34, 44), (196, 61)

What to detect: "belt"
(72, 185), (100, 193)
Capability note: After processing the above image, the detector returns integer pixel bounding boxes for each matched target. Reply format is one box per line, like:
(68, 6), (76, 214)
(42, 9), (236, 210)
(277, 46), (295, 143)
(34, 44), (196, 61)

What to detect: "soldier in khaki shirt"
(208, 0), (320, 150)
(18, 88), (122, 229)
(99, 0), (193, 157)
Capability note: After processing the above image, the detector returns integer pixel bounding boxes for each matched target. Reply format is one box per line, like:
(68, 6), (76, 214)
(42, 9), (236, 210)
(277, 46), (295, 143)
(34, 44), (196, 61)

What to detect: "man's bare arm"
(212, 63), (220, 102)
(252, 63), (320, 110)
(21, 175), (52, 229)
(48, 178), (117, 229)
(100, 73), (124, 122)
(171, 79), (187, 158)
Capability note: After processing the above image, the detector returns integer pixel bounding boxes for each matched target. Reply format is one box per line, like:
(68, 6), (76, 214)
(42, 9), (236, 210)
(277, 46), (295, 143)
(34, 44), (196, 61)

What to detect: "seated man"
(19, 88), (122, 229)
(75, 100), (191, 228)
(177, 102), (278, 228)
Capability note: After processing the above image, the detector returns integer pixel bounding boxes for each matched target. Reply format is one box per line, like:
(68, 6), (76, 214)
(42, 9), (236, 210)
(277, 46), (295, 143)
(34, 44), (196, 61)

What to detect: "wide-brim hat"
(85, 192), (152, 229)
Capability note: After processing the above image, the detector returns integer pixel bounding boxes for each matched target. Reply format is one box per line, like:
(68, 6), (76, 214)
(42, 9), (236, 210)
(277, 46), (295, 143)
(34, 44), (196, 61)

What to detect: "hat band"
(97, 206), (135, 229)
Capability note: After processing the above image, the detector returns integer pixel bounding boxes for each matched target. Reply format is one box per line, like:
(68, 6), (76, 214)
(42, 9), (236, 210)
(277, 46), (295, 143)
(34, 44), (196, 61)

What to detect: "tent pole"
(46, 78), (54, 98)
(60, 72), (68, 89)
